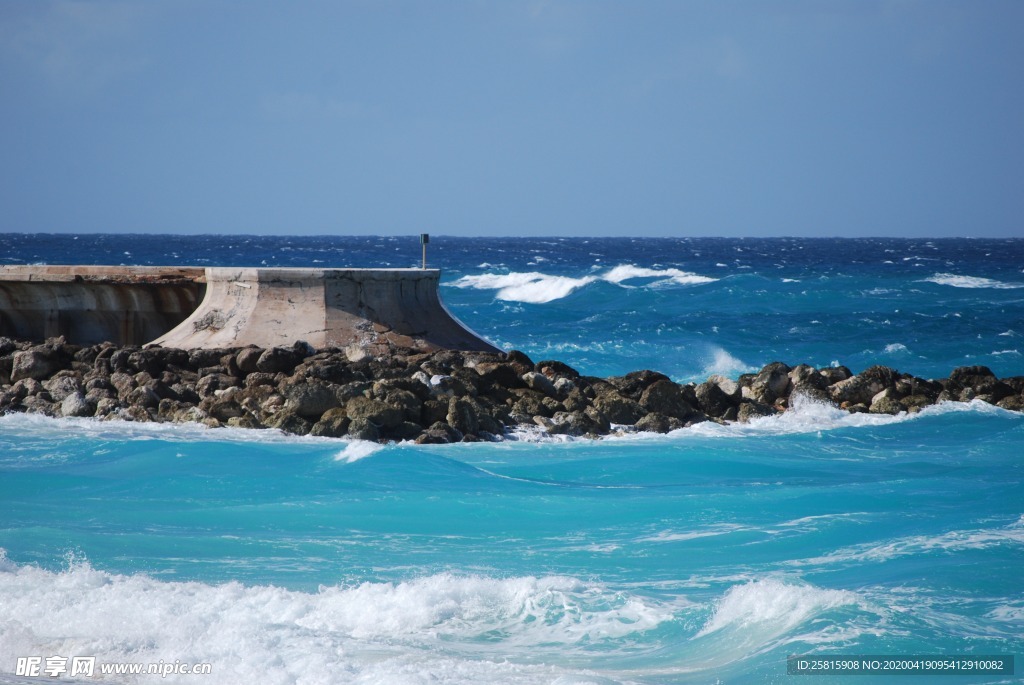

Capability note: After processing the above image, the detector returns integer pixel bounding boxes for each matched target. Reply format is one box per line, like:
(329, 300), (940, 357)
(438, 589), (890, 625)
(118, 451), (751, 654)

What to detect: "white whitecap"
(923, 273), (1024, 289)
(334, 440), (385, 463)
(697, 578), (859, 639)
(451, 272), (597, 303)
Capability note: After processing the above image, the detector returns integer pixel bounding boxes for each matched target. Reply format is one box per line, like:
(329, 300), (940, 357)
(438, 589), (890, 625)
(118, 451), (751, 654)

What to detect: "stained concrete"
(0, 266), (499, 353)
(0, 266), (205, 346)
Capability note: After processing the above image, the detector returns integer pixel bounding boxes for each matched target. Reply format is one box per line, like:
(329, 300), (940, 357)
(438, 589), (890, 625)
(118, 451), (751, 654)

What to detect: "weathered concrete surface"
(0, 265), (497, 353)
(0, 265), (205, 346)
(153, 268), (499, 353)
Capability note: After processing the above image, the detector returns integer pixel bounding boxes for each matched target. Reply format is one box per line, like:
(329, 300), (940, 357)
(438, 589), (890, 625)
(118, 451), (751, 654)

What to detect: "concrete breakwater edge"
(1, 336), (1023, 442)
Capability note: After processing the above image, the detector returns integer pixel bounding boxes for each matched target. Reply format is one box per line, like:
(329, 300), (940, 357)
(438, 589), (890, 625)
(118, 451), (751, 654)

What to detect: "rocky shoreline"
(1, 336), (1022, 442)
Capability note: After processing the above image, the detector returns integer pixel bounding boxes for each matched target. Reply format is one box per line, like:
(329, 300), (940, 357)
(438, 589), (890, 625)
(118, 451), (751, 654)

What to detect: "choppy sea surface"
(1, 235), (1022, 684)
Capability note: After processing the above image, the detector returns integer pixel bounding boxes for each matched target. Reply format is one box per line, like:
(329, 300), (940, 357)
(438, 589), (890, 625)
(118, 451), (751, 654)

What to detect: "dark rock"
(996, 395), (1024, 411)
(819, 366), (853, 385)
(255, 347), (303, 374)
(233, 348), (264, 374)
(639, 380), (696, 421)
(789, 364), (828, 392)
(948, 365), (996, 390)
(635, 412), (684, 433)
(414, 421), (463, 444)
(512, 390), (552, 419)
(522, 371), (557, 397)
(736, 401), (776, 423)
(592, 393), (646, 424)
(126, 385), (161, 409)
(310, 408), (350, 438)
(536, 360), (581, 380)
(265, 410), (313, 435)
(187, 348), (226, 370)
(195, 373), (240, 398)
(608, 370), (672, 400)
(346, 417), (380, 441)
(869, 395), (903, 415)
(504, 349), (534, 374)
(544, 408), (609, 436)
(345, 396), (403, 430)
(695, 380), (735, 418)
(11, 347), (63, 382)
(745, 362), (792, 404)
(387, 421), (425, 441)
(43, 374), (83, 402)
(447, 397), (479, 436)
(201, 396), (245, 421)
(421, 399), (450, 427)
(282, 380), (340, 420)
(473, 362), (524, 391)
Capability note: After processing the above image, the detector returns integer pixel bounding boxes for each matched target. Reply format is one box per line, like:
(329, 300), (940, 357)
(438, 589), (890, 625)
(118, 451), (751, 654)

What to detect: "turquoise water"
(1, 236), (1023, 683)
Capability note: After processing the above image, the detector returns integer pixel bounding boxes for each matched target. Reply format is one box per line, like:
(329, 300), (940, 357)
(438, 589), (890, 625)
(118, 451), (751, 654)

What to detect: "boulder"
(345, 396), (403, 430)
(522, 371), (557, 397)
(310, 408), (350, 438)
(535, 360), (581, 380)
(639, 380), (696, 421)
(346, 417), (380, 442)
(235, 347), (264, 374)
(43, 374), (83, 402)
(283, 380), (340, 420)
(11, 348), (63, 382)
(255, 346), (304, 374)
(447, 397), (479, 436)
(60, 392), (93, 418)
(869, 395), (903, 415)
(635, 412), (684, 434)
(736, 401), (776, 423)
(265, 410), (313, 436)
(592, 393), (646, 425)
(608, 370), (672, 400)
(744, 362), (792, 404)
(695, 380), (735, 418)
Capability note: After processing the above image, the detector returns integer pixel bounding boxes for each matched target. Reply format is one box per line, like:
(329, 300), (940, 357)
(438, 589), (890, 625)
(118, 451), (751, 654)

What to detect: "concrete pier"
(0, 266), (205, 346)
(0, 266), (499, 353)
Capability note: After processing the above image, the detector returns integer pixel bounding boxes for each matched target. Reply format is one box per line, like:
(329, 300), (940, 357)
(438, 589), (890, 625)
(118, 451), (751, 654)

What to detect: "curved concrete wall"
(153, 268), (500, 352)
(0, 266), (205, 346)
(0, 265), (498, 353)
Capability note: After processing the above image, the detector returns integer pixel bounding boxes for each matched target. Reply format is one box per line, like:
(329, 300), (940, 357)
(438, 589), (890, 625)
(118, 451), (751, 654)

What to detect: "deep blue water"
(0, 235), (1022, 684)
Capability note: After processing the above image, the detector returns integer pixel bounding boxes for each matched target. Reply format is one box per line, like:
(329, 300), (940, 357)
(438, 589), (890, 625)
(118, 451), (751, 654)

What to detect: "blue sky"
(1, 1), (1021, 238)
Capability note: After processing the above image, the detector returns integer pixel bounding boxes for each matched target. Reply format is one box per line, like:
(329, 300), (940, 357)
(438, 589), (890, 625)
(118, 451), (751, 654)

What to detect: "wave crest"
(923, 273), (1024, 289)
(452, 264), (717, 303)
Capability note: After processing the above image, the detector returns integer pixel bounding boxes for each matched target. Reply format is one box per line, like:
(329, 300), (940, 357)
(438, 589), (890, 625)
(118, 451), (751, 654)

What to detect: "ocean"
(1, 235), (1022, 684)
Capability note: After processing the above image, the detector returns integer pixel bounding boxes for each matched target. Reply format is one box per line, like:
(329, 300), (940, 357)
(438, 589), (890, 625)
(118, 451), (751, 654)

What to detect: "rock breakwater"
(1, 336), (1022, 442)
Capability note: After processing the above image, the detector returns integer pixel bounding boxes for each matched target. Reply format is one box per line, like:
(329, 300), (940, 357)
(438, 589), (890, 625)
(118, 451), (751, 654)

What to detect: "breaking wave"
(451, 265), (717, 303)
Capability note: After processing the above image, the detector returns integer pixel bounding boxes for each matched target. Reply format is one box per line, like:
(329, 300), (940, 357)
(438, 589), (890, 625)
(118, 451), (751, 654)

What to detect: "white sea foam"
(451, 272), (598, 303)
(0, 552), (673, 685)
(883, 343), (909, 353)
(793, 517), (1024, 568)
(923, 273), (1024, 289)
(334, 440), (385, 463)
(697, 578), (859, 638)
(700, 347), (754, 378)
(451, 264), (716, 303)
(601, 265), (717, 287)
(683, 578), (864, 669)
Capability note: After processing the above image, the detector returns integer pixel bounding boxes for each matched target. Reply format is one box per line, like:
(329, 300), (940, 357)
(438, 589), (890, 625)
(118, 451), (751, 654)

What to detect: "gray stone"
(592, 393), (646, 425)
(522, 371), (557, 397)
(60, 391), (94, 418)
(11, 348), (62, 382)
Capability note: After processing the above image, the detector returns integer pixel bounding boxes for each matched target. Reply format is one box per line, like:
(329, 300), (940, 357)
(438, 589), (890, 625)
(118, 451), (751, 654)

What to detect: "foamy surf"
(923, 273), (1024, 289)
(451, 265), (716, 303)
(0, 553), (682, 684)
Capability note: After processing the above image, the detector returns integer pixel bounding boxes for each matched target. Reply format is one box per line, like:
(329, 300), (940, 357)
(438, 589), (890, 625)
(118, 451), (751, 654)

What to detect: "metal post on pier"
(420, 233), (429, 269)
